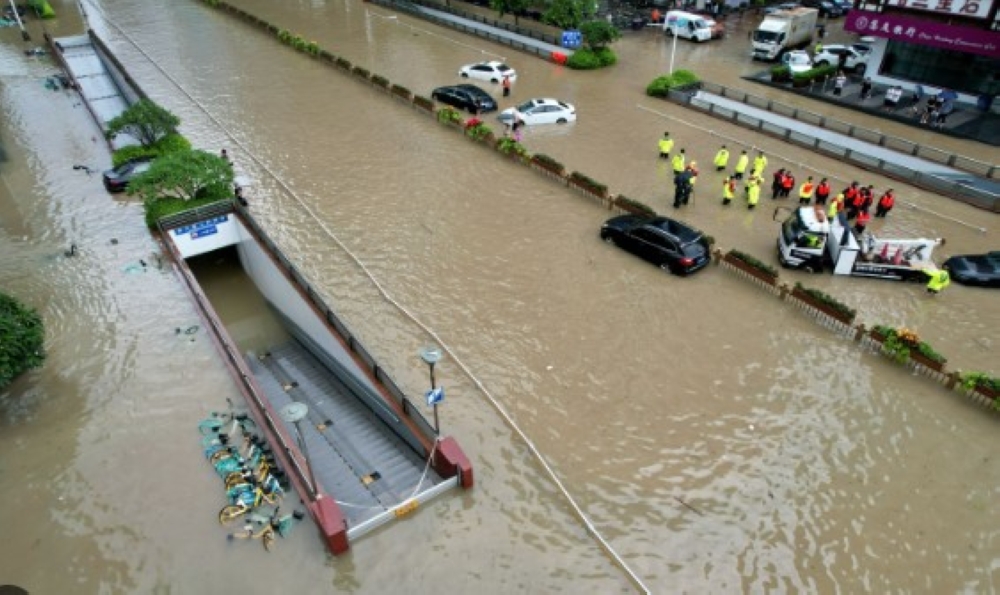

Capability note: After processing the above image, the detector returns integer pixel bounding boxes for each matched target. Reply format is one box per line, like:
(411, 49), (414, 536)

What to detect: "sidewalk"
(747, 72), (1000, 147)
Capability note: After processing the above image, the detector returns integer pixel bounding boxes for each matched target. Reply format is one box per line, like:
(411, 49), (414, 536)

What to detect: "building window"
(882, 40), (1000, 95)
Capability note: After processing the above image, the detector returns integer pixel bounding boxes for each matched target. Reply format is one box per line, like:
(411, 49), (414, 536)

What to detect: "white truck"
(776, 206), (945, 282)
(751, 8), (818, 61)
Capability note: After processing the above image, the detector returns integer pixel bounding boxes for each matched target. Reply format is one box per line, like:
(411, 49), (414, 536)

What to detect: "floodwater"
(1, 0), (999, 593)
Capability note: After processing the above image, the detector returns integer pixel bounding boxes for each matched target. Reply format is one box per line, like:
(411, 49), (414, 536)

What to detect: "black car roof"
(647, 217), (702, 242)
(455, 84), (491, 97)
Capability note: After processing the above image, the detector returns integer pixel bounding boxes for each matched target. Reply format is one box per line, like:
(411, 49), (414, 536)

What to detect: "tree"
(0, 292), (45, 390)
(490, 0), (532, 25)
(128, 149), (234, 202)
(542, 0), (594, 30)
(579, 20), (621, 51)
(106, 99), (181, 148)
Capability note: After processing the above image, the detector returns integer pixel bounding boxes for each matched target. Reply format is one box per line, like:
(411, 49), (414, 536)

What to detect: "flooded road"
(2, 0), (999, 592)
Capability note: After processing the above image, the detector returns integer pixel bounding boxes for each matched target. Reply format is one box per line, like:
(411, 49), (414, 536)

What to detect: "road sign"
(425, 387), (444, 406)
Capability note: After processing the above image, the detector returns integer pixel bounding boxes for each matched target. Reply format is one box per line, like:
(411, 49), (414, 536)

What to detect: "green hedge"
(646, 70), (700, 97)
(569, 171), (608, 195)
(112, 133), (192, 167)
(728, 249), (778, 278)
(615, 195), (656, 217)
(566, 48), (617, 70)
(0, 292), (45, 390)
(793, 283), (856, 323)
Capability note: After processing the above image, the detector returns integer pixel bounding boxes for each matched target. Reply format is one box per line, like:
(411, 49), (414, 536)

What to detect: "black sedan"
(431, 84), (497, 114)
(600, 215), (712, 276)
(102, 158), (153, 193)
(942, 251), (1000, 287)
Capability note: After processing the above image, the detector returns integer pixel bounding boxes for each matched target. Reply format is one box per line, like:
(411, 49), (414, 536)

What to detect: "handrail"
(700, 81), (999, 180)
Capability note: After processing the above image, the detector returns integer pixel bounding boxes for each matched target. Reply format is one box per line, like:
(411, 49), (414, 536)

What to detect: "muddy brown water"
(1, 0), (999, 592)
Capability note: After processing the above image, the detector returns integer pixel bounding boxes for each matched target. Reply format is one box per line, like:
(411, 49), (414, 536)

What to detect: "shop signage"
(882, 0), (993, 19)
(846, 10), (1000, 58)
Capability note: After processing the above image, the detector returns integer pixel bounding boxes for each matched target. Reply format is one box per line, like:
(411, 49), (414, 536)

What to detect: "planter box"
(790, 287), (855, 325)
(531, 159), (565, 176)
(971, 384), (999, 400)
(910, 350), (946, 373)
(723, 252), (778, 286)
(568, 178), (608, 200)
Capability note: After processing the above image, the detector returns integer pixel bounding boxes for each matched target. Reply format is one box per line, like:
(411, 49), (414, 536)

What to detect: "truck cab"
(751, 8), (818, 60)
(777, 205), (836, 272)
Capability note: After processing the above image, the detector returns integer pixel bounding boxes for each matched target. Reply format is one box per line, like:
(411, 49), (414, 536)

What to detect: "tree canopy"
(579, 20), (621, 50)
(490, 0), (532, 24)
(543, 0), (595, 30)
(0, 292), (45, 390)
(106, 99), (181, 148)
(128, 149), (234, 203)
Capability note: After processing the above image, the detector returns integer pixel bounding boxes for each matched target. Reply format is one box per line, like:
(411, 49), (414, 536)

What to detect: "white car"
(458, 60), (517, 84)
(814, 44), (869, 73)
(782, 50), (813, 75)
(499, 98), (577, 125)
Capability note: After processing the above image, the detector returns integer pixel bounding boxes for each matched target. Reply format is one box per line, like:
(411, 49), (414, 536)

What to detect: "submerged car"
(102, 158), (153, 193)
(458, 60), (517, 84)
(942, 252), (1000, 287)
(498, 98), (576, 125)
(431, 84), (497, 113)
(599, 215), (711, 275)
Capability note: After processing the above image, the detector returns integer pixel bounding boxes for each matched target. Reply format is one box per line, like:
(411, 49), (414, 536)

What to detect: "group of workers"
(656, 132), (948, 293)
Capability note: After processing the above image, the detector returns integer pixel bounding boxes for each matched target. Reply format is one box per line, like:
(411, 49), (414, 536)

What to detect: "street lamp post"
(669, 24), (679, 76)
(280, 402), (321, 501)
(419, 345), (443, 435)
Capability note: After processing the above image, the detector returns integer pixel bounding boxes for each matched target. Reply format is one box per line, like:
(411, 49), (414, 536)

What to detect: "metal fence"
(676, 85), (1000, 212)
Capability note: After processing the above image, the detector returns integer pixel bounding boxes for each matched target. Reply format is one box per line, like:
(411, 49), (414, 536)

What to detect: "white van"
(663, 11), (715, 42)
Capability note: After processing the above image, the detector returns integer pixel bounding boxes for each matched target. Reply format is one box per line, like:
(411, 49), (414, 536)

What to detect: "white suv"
(814, 44), (869, 74)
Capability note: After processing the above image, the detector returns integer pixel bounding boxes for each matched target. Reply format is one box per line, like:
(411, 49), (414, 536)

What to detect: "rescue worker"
(713, 145), (730, 172)
(658, 131), (673, 160)
(771, 169), (785, 200)
(814, 177), (831, 206)
(734, 150), (749, 180)
(672, 148), (686, 178)
(860, 185), (875, 212)
(827, 192), (845, 219)
(875, 189), (895, 218)
(925, 268), (951, 294)
(746, 175), (761, 210)
(752, 152), (768, 178)
(781, 171), (795, 198)
(722, 176), (736, 206)
(673, 167), (693, 208)
(853, 208), (871, 235)
(843, 182), (861, 218)
(798, 176), (815, 205)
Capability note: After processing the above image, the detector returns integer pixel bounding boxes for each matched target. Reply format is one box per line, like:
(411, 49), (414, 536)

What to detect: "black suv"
(431, 84), (497, 114)
(801, 0), (844, 17)
(600, 215), (711, 276)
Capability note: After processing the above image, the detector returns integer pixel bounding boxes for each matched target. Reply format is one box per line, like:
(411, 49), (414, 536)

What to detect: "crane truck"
(776, 206), (945, 282)
(751, 7), (818, 61)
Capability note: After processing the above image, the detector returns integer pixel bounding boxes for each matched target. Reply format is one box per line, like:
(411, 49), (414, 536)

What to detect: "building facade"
(844, 0), (1000, 107)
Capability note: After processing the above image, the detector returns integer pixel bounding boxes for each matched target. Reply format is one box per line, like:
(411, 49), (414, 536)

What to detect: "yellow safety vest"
(723, 180), (735, 199)
(714, 149), (729, 168)
(927, 269), (950, 291)
(799, 182), (815, 199)
(659, 138), (674, 154)
(753, 156), (767, 174)
(672, 153), (685, 172)
(735, 155), (749, 173)
(747, 182), (761, 206)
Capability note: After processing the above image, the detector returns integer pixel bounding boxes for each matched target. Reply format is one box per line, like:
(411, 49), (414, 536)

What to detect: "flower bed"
(531, 154), (565, 176)
(871, 325), (947, 371)
(723, 250), (779, 285)
(614, 194), (656, 217)
(960, 372), (1000, 402)
(496, 137), (529, 161)
(391, 84), (412, 101)
(568, 171), (608, 199)
(790, 283), (856, 325)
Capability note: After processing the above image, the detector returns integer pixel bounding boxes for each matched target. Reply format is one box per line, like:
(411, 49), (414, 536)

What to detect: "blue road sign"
(425, 387), (444, 406)
(561, 30), (582, 49)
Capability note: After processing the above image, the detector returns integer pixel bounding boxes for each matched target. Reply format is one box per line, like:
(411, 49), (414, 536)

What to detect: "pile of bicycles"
(199, 400), (305, 551)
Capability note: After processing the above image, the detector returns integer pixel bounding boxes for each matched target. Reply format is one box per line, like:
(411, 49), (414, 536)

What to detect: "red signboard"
(845, 10), (1000, 58)
(882, 0), (993, 19)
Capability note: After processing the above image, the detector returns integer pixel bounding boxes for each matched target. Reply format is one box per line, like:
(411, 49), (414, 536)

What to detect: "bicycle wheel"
(219, 504), (246, 525)
(198, 418), (224, 436)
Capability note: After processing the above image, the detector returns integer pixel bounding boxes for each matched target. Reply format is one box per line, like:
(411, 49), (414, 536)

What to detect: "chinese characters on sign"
(846, 10), (1000, 58)
(882, 0), (993, 19)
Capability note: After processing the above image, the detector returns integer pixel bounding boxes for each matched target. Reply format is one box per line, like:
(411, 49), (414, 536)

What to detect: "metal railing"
(700, 81), (1000, 181)
(672, 86), (1000, 212)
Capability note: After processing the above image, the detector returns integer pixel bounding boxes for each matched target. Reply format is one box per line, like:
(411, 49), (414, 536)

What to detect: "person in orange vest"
(652, 7), (662, 23)
(875, 189), (895, 217)
(781, 171), (795, 198)
(798, 176), (815, 205)
(814, 177), (831, 205)
(853, 208), (871, 235)
(860, 185), (875, 212)
(722, 175), (736, 206)
(843, 182), (860, 218)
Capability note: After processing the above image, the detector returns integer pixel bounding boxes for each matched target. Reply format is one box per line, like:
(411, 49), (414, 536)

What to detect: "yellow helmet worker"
(925, 268), (951, 294)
